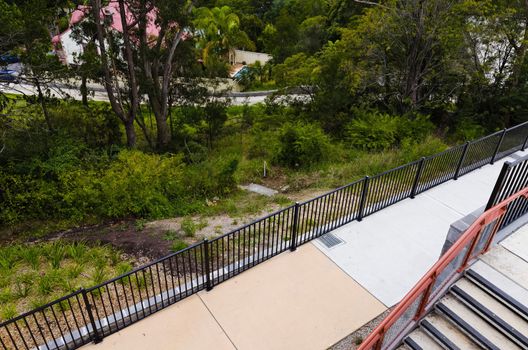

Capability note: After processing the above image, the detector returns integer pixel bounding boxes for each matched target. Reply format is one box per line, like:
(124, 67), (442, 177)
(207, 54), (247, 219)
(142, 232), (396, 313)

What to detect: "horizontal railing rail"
(358, 187), (528, 350)
(1, 121), (527, 350)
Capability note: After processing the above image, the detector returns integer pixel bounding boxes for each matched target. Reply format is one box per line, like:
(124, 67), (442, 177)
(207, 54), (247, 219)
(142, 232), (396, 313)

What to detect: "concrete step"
(452, 278), (528, 348)
(480, 245), (528, 290)
(421, 313), (480, 350)
(468, 261), (528, 321)
(404, 327), (444, 350)
(437, 295), (520, 349)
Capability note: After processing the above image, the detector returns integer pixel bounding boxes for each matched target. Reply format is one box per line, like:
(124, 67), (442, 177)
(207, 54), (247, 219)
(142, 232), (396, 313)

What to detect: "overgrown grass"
(0, 241), (130, 322)
(199, 190), (293, 218)
(290, 136), (449, 189)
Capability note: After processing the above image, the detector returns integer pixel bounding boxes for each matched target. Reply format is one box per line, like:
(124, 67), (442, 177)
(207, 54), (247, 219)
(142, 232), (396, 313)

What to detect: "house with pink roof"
(52, 1), (160, 65)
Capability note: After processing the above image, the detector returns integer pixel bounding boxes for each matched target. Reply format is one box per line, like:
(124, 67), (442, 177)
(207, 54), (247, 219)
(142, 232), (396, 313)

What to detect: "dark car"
(0, 69), (19, 83)
(0, 54), (20, 65)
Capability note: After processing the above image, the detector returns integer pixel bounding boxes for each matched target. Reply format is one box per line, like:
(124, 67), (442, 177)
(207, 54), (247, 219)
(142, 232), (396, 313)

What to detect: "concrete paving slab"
(82, 295), (235, 350)
(500, 224), (528, 263)
(423, 157), (516, 215)
(313, 194), (462, 306)
(239, 183), (278, 197)
(313, 151), (527, 307)
(199, 243), (386, 350)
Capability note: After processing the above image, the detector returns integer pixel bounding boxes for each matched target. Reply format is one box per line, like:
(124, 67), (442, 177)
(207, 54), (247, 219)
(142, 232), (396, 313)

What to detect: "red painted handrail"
(359, 187), (528, 350)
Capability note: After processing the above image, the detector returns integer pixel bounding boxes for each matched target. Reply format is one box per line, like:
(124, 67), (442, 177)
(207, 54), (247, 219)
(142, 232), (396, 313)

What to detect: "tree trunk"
(80, 74), (88, 106)
(156, 115), (171, 150)
(138, 8), (187, 151)
(510, 2), (528, 88)
(90, 0), (136, 148)
(125, 119), (136, 148)
(35, 79), (52, 130)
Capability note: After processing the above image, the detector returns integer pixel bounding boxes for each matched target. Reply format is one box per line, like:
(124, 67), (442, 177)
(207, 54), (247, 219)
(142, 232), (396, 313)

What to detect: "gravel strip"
(329, 307), (395, 350)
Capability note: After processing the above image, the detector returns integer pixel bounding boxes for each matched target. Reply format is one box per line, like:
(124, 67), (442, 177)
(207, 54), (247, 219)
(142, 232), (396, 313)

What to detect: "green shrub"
(14, 273), (34, 298)
(20, 246), (40, 270)
(347, 111), (399, 151)
(184, 157), (239, 198)
(65, 264), (83, 279)
(248, 126), (279, 159)
(0, 171), (61, 226)
(400, 136), (449, 163)
(164, 230), (178, 241)
(0, 303), (17, 322)
(453, 119), (486, 141)
(90, 266), (107, 286)
(37, 274), (56, 295)
(57, 17), (69, 33)
(180, 217), (197, 237)
(0, 245), (18, 271)
(171, 240), (189, 252)
(45, 242), (66, 269)
(116, 262), (133, 285)
(67, 243), (88, 264)
(0, 288), (12, 304)
(274, 122), (331, 168)
(346, 111), (434, 151)
(96, 150), (186, 218)
(134, 219), (147, 231)
(29, 297), (49, 310)
(398, 114), (435, 142)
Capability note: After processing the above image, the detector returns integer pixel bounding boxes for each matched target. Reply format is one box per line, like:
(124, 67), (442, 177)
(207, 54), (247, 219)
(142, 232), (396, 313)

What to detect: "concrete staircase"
(399, 262), (528, 350)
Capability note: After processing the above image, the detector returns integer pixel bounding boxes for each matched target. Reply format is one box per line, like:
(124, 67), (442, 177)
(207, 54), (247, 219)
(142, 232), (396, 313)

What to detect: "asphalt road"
(0, 81), (307, 106)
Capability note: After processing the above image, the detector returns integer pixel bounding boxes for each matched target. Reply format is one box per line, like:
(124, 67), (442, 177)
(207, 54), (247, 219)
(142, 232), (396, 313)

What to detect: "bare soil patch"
(12, 186), (332, 262)
(51, 221), (173, 260)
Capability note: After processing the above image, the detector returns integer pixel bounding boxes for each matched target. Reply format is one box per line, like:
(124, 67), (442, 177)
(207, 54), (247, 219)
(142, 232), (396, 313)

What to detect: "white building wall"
(60, 29), (84, 65)
(230, 50), (272, 65)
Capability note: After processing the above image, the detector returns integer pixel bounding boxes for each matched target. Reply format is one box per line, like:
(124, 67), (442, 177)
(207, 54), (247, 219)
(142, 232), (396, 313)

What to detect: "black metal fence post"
(290, 202), (300, 252)
(522, 132), (528, 151)
(357, 176), (370, 222)
(485, 162), (510, 210)
(81, 288), (102, 344)
(491, 128), (507, 164)
(203, 239), (213, 291)
(410, 157), (425, 199)
(454, 141), (470, 180)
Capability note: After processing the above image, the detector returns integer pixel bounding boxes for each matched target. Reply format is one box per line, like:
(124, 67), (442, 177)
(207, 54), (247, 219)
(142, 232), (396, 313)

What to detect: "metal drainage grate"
(318, 232), (344, 249)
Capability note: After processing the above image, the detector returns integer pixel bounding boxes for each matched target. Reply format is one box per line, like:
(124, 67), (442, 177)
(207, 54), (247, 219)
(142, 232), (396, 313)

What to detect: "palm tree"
(193, 6), (255, 65)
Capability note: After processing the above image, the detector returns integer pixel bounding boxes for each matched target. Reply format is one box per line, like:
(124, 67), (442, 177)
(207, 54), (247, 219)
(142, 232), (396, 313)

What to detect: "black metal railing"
(486, 153), (528, 228)
(1, 121), (528, 350)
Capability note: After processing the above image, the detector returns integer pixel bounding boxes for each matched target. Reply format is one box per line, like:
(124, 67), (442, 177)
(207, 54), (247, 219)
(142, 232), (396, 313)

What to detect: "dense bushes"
(274, 122), (331, 168)
(0, 149), (239, 227)
(0, 97), (458, 233)
(88, 150), (187, 218)
(346, 110), (434, 151)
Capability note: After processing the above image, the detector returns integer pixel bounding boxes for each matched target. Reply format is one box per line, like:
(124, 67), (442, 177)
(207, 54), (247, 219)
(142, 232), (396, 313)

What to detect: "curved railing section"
(358, 187), (528, 350)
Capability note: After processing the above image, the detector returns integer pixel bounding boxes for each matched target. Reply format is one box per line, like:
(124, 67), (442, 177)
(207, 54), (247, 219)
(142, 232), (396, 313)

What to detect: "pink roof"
(52, 1), (161, 45)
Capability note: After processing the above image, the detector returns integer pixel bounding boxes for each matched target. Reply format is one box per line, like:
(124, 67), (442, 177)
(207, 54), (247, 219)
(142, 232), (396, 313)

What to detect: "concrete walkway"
(83, 244), (386, 350)
(82, 149), (527, 350)
(312, 149), (528, 307)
